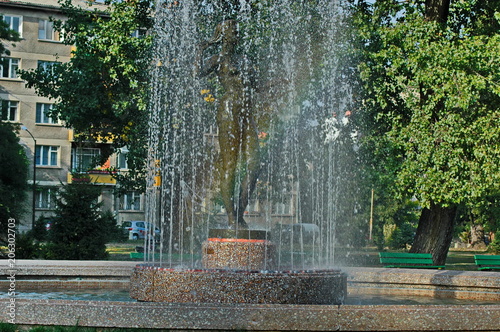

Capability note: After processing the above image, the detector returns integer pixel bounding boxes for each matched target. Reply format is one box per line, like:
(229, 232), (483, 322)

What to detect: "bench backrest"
(379, 252), (434, 265)
(474, 255), (500, 266)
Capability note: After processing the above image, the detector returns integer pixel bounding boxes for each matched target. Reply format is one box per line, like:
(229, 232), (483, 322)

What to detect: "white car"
(122, 221), (160, 240)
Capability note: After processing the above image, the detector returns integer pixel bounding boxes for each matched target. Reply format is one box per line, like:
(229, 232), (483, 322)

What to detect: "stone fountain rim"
(134, 263), (344, 275)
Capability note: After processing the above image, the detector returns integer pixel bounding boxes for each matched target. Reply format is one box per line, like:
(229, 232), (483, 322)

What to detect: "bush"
(387, 222), (416, 249)
(13, 232), (44, 259)
(44, 183), (120, 260)
(488, 231), (500, 254)
(0, 123), (28, 247)
(32, 215), (54, 242)
(101, 210), (128, 242)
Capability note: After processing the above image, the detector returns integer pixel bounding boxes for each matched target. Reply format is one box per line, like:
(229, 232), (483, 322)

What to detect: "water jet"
(131, 0), (355, 305)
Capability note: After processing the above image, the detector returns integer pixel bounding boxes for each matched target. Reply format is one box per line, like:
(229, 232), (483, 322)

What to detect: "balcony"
(68, 169), (117, 185)
(68, 129), (115, 143)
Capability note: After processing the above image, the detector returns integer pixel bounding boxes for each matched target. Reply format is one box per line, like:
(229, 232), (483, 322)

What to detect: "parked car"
(272, 223), (320, 244)
(122, 221), (160, 240)
(45, 219), (53, 231)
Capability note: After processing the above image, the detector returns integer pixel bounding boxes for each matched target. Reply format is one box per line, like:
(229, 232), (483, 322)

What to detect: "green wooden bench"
(474, 255), (500, 271)
(130, 252), (161, 259)
(379, 252), (445, 269)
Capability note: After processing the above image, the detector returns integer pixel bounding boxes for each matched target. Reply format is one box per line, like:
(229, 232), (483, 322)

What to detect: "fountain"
(131, 0), (353, 304)
(130, 0), (357, 304)
(2, 2), (500, 330)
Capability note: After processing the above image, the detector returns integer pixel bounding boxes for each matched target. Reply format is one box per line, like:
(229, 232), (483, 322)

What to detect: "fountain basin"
(3, 261), (500, 331)
(130, 265), (347, 304)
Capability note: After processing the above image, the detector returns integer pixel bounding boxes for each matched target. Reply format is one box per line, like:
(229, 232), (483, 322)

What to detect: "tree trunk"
(410, 203), (456, 265)
(470, 224), (486, 249)
(409, 0), (454, 266)
(425, 0), (451, 23)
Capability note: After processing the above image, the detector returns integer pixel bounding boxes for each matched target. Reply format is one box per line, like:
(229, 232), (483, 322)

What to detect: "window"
(0, 58), (19, 78)
(272, 199), (292, 215)
(72, 147), (100, 172)
(1, 100), (18, 121)
(36, 146), (59, 166)
(117, 150), (128, 169)
(131, 29), (147, 38)
(245, 199), (260, 214)
(38, 19), (60, 41)
(36, 103), (58, 124)
(131, 29), (140, 38)
(38, 60), (59, 74)
(3, 15), (22, 36)
(120, 191), (142, 211)
(35, 187), (55, 209)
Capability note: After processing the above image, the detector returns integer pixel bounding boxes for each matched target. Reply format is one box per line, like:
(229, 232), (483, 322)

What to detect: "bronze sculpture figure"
(196, 20), (260, 230)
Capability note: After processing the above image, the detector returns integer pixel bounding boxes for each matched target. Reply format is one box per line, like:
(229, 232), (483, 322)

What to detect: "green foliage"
(44, 183), (119, 260)
(0, 324), (157, 332)
(0, 15), (20, 56)
(352, 0), (500, 211)
(488, 232), (500, 254)
(12, 231), (44, 259)
(0, 322), (17, 332)
(0, 123), (28, 245)
(18, 0), (153, 191)
(375, 195), (420, 249)
(387, 221), (416, 250)
(101, 210), (128, 242)
(32, 215), (53, 242)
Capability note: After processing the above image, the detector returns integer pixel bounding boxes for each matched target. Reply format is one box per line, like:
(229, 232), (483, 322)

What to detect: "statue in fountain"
(196, 20), (260, 231)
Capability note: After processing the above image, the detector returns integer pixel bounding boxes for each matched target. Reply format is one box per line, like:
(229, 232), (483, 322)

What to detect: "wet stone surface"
(202, 238), (276, 270)
(130, 265), (347, 304)
(132, 237), (346, 304)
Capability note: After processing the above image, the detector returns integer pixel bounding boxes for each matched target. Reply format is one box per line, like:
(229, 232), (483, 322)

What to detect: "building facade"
(0, 0), (145, 232)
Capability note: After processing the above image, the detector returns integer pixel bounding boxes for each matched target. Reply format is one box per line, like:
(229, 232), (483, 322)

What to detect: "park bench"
(474, 254), (500, 271)
(130, 251), (160, 259)
(379, 252), (445, 269)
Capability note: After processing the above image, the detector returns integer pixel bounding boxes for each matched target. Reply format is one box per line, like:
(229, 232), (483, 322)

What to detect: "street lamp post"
(21, 126), (36, 230)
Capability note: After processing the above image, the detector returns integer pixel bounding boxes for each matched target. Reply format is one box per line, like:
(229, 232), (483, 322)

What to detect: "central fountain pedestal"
(202, 229), (275, 270)
(130, 229), (347, 304)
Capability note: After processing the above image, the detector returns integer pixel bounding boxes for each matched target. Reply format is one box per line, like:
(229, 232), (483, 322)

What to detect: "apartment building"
(0, 0), (145, 231)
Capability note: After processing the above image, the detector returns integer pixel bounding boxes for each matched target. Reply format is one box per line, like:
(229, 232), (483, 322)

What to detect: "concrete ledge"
(344, 267), (500, 301)
(2, 261), (500, 330)
(4, 262), (499, 300)
(1, 260), (136, 278)
(4, 299), (500, 331)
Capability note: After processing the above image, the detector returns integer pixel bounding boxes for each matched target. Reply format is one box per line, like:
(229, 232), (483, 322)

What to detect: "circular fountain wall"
(131, 267), (346, 304)
(131, 229), (347, 304)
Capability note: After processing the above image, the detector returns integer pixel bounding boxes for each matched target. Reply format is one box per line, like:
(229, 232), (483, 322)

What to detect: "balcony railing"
(68, 169), (117, 185)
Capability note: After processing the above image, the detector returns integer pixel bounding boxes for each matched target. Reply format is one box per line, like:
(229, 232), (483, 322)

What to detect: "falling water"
(144, 0), (358, 270)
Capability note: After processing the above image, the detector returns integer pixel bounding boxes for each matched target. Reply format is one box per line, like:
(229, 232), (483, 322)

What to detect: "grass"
(0, 322), (170, 332)
(106, 241), (489, 270)
(445, 249), (488, 270)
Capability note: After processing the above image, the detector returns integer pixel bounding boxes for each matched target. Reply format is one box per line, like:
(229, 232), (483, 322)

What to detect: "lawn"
(107, 241), (489, 270)
(106, 241), (143, 260)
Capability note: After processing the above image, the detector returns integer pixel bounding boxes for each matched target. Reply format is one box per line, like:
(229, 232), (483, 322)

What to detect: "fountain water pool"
(3, 288), (498, 305)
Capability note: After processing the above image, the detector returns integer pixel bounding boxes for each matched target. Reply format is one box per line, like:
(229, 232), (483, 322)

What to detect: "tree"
(19, 0), (154, 191)
(352, 0), (500, 264)
(0, 124), (28, 246)
(0, 15), (26, 247)
(44, 183), (119, 260)
(0, 15), (20, 56)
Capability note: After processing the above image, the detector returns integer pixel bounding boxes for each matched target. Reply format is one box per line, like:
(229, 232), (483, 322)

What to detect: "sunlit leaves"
(20, 0), (153, 146)
(353, 0), (500, 209)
